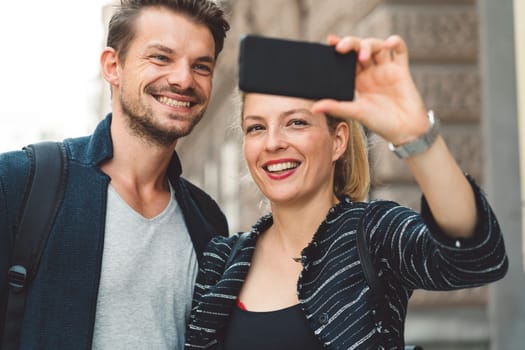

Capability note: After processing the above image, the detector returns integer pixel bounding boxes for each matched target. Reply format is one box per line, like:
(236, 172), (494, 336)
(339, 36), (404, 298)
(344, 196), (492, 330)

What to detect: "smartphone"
(238, 35), (356, 101)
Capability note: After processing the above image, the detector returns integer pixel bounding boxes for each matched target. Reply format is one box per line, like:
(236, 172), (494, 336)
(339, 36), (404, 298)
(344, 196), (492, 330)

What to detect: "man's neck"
(100, 114), (177, 218)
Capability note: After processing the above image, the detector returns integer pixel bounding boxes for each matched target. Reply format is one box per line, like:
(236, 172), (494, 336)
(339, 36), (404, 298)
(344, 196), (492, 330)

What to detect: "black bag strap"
(2, 141), (67, 350)
(356, 205), (389, 328)
(225, 232), (249, 269)
(357, 205), (423, 350)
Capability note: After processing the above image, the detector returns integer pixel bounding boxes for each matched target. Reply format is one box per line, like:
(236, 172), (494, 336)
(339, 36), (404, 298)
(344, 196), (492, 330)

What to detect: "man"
(0, 1), (230, 349)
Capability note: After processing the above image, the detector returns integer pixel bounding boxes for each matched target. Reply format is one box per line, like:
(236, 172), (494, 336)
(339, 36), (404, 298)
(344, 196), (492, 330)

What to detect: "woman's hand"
(312, 35), (479, 239)
(311, 35), (429, 146)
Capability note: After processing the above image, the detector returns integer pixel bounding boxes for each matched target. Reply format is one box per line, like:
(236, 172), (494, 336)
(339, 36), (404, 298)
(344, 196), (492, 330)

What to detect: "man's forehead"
(132, 8), (215, 58)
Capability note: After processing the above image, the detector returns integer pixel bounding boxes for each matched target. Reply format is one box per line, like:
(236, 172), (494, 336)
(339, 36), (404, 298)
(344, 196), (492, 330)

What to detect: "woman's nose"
(265, 127), (288, 152)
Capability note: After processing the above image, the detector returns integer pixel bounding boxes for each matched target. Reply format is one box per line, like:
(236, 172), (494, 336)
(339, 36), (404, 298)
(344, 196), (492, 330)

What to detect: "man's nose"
(167, 61), (194, 90)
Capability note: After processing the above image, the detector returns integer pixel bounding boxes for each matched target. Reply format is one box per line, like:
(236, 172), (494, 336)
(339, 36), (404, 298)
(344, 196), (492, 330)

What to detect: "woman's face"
(242, 93), (348, 205)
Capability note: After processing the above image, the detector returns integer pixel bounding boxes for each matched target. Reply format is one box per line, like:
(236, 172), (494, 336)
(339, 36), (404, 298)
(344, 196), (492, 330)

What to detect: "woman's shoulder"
(198, 234), (240, 277)
(205, 230), (253, 257)
(206, 233), (241, 255)
(331, 196), (403, 221)
(326, 197), (421, 240)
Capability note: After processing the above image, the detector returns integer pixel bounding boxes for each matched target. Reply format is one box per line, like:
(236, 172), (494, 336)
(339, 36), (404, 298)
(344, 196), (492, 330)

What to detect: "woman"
(184, 35), (508, 349)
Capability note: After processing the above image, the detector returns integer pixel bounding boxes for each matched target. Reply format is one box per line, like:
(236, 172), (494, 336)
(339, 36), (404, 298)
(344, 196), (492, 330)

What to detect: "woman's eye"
(245, 124), (264, 134)
(289, 119), (308, 126)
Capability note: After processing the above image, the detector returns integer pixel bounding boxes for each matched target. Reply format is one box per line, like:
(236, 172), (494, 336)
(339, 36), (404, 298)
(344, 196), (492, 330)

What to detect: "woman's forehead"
(243, 93), (314, 114)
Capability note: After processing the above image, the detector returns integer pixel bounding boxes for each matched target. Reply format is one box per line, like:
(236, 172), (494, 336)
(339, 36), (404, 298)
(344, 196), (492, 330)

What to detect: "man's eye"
(193, 64), (213, 75)
(152, 55), (169, 62)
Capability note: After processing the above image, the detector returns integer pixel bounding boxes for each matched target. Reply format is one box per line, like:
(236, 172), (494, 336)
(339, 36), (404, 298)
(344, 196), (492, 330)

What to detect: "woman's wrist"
(388, 110), (440, 159)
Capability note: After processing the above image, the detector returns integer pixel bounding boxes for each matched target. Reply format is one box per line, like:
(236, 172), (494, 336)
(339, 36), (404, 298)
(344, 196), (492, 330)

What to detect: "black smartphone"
(238, 35), (356, 101)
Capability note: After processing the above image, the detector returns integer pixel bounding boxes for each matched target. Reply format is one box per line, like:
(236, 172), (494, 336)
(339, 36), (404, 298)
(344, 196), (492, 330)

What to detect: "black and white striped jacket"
(185, 178), (508, 349)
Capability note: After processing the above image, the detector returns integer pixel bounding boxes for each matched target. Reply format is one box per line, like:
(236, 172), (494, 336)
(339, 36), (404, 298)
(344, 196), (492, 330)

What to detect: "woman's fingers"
(327, 35), (408, 63)
(362, 37), (404, 66)
(311, 99), (363, 123)
(329, 35), (409, 67)
(333, 36), (361, 54)
(326, 34), (340, 46)
(384, 35), (409, 65)
(326, 35), (408, 73)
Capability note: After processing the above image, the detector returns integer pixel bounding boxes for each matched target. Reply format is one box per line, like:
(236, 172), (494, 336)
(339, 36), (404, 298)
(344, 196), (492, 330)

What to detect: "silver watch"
(388, 110), (440, 159)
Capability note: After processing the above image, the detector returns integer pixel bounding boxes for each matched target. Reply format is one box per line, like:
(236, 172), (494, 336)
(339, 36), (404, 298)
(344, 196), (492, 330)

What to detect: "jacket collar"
(65, 113), (183, 178)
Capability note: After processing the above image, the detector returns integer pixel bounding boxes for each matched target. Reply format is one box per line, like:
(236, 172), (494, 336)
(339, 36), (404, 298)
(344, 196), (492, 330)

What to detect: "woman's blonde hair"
(327, 117), (370, 202)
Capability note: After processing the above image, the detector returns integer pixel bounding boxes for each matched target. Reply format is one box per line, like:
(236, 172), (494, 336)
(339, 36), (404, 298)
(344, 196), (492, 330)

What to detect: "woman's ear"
(332, 121), (349, 162)
(100, 47), (120, 88)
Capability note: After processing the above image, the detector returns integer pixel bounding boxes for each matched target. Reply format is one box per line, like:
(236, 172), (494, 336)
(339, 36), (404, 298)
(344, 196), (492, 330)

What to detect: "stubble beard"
(119, 90), (206, 147)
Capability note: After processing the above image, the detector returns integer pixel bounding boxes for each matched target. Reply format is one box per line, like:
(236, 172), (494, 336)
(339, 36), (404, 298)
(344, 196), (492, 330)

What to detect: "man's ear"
(100, 47), (120, 88)
(332, 121), (349, 162)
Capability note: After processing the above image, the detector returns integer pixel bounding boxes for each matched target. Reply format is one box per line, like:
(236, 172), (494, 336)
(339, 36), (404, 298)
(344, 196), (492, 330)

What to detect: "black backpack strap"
(2, 141), (67, 350)
(225, 232), (249, 269)
(356, 204), (389, 331)
(357, 205), (424, 350)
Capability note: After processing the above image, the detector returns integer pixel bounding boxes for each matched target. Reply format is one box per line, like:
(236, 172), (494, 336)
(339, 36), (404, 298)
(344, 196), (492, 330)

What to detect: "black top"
(223, 304), (323, 350)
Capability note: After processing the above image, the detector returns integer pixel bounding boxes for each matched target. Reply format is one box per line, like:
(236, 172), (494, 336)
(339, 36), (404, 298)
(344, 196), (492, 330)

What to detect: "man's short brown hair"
(107, 0), (230, 61)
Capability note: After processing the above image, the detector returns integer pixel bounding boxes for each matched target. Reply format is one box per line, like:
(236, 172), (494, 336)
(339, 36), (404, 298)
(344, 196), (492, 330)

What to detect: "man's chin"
(165, 114), (203, 136)
(124, 110), (203, 146)
(129, 121), (190, 146)
(164, 121), (198, 138)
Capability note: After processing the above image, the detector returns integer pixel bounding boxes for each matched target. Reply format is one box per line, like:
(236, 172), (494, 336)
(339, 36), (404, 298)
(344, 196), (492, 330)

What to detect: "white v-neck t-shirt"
(92, 183), (198, 349)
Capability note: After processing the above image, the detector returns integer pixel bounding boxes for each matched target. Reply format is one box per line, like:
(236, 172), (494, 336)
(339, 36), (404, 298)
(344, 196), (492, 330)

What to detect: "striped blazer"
(185, 178), (508, 349)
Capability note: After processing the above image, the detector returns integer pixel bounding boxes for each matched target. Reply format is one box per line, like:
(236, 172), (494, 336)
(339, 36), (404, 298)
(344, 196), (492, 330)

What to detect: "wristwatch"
(388, 110), (440, 159)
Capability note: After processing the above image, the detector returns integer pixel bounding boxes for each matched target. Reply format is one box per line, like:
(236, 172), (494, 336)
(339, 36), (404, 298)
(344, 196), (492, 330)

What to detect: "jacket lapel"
(189, 232), (257, 346)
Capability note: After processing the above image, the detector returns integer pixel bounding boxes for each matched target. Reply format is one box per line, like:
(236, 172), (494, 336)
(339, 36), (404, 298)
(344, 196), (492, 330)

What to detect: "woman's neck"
(267, 191), (339, 258)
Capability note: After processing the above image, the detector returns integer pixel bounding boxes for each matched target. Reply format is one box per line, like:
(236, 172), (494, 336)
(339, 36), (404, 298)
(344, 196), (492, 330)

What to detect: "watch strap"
(388, 110), (440, 159)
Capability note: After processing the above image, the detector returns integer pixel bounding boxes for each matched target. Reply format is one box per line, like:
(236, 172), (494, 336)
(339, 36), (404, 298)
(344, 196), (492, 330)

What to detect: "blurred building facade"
(100, 0), (524, 348)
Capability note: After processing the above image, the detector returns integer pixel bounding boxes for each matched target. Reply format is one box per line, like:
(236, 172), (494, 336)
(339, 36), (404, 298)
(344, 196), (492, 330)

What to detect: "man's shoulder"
(177, 177), (221, 211)
(0, 147), (29, 166)
(63, 134), (91, 149)
(62, 135), (97, 165)
(62, 115), (114, 166)
(0, 149), (32, 229)
(177, 177), (229, 236)
(179, 177), (215, 201)
(0, 148), (31, 186)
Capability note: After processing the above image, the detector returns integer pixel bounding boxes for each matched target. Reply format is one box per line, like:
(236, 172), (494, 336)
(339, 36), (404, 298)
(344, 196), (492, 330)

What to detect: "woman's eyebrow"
(242, 115), (264, 122)
(282, 108), (313, 117)
(243, 108), (313, 122)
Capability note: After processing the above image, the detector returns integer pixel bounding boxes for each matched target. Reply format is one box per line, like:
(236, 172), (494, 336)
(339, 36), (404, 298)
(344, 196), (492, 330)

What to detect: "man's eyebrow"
(146, 43), (215, 64)
(146, 44), (174, 54)
(196, 55), (215, 64)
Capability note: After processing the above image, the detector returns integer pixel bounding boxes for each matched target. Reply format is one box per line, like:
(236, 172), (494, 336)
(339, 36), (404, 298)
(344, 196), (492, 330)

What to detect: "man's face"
(114, 7), (216, 146)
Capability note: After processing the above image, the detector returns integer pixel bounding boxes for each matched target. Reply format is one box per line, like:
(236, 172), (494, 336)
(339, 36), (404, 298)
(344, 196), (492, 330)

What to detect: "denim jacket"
(0, 114), (228, 349)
